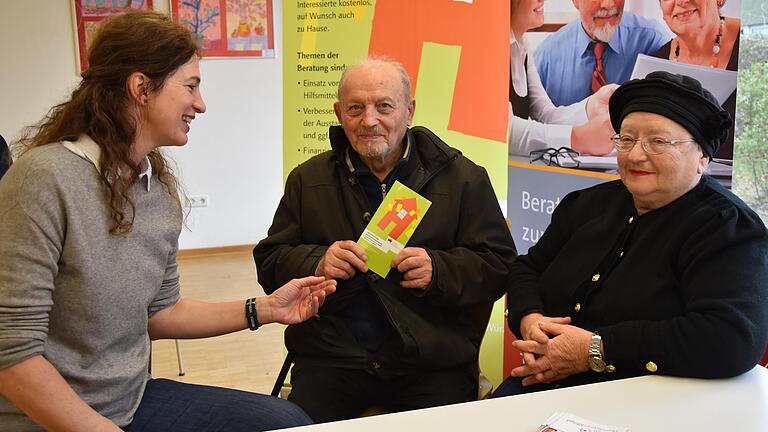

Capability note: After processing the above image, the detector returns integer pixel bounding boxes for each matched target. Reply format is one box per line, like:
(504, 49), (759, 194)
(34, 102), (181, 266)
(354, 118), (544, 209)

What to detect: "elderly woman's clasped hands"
(511, 313), (595, 386)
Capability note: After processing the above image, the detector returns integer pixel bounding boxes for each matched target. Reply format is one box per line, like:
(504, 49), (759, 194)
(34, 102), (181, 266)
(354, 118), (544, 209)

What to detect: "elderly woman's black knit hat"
(609, 71), (732, 157)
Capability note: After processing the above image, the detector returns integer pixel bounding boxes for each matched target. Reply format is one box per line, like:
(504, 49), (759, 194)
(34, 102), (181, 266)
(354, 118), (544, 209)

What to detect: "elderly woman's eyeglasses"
(611, 134), (697, 155)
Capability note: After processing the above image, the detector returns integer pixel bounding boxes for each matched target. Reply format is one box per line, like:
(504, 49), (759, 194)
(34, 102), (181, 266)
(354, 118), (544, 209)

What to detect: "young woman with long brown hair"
(0, 12), (334, 431)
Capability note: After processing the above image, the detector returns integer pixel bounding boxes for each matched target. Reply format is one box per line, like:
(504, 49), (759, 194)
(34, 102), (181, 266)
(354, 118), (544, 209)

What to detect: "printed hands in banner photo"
(573, 84), (619, 156)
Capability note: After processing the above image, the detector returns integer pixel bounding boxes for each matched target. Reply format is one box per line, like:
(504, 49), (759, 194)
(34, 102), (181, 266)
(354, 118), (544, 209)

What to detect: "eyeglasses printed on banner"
(529, 147), (581, 168)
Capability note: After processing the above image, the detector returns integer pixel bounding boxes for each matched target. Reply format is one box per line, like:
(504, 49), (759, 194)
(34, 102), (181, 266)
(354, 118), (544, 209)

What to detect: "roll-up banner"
(283, 0), (510, 385)
(504, 0), (744, 376)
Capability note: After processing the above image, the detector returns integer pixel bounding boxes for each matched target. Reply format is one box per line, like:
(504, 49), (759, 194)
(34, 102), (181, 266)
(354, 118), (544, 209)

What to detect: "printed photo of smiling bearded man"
(534, 0), (669, 107)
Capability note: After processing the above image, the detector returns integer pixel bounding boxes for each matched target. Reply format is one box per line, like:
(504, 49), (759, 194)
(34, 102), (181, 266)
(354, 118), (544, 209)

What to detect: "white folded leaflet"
(537, 412), (629, 432)
(630, 54), (737, 105)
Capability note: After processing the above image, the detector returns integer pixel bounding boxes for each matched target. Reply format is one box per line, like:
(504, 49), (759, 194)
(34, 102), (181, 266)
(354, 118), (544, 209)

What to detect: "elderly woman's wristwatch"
(588, 333), (606, 373)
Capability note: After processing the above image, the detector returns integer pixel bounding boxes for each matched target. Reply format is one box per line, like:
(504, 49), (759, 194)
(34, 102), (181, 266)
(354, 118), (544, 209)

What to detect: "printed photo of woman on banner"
(649, 0), (740, 168)
(508, 0), (741, 184)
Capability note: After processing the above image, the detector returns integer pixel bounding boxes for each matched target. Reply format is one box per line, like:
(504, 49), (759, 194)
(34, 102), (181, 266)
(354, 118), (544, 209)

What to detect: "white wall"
(0, 1), (81, 146)
(0, 0), (285, 250)
(168, 2), (284, 250)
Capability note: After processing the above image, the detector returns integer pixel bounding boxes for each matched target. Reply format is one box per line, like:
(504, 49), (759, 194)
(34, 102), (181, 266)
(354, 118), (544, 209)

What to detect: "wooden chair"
(174, 339), (186, 376)
(149, 340), (186, 376)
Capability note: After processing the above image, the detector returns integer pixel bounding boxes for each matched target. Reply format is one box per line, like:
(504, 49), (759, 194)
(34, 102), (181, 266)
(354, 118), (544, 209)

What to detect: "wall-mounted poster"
(72, 0), (154, 72)
(171, 0), (274, 58)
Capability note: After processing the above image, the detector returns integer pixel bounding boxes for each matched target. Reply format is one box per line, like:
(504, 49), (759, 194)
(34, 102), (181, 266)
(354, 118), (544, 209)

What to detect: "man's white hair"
(337, 57), (412, 103)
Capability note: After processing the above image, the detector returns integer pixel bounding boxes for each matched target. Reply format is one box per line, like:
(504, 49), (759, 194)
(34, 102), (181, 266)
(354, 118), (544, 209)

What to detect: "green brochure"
(357, 181), (432, 278)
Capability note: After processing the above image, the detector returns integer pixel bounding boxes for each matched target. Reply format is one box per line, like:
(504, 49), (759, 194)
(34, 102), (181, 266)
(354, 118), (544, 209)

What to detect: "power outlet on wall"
(188, 195), (210, 208)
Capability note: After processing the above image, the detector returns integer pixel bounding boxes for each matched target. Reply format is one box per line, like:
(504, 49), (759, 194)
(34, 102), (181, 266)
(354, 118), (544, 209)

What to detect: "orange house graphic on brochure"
(377, 198), (418, 241)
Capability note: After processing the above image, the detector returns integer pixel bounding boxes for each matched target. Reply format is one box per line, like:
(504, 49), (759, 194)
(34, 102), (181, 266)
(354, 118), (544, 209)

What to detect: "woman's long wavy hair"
(16, 12), (198, 234)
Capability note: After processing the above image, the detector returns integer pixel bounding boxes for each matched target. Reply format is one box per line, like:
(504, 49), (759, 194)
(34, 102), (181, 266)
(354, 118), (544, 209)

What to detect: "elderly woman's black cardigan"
(507, 175), (768, 386)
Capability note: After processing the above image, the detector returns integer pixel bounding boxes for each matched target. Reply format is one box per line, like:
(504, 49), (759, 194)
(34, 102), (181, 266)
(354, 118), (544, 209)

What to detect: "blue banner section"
(507, 163), (616, 254)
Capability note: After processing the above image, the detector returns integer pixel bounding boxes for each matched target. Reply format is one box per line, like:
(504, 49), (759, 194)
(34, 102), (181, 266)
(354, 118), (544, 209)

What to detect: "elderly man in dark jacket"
(254, 58), (517, 423)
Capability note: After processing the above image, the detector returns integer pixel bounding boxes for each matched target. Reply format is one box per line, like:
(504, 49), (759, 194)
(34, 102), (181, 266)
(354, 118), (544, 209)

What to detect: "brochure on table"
(538, 412), (628, 432)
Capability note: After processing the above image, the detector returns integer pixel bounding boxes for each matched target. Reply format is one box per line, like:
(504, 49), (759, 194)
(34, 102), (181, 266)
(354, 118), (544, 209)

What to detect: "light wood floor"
(150, 251), (285, 395)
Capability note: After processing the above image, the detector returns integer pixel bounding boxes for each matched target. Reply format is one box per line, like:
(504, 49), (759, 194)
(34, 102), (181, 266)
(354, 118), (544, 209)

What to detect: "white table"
(284, 366), (768, 431)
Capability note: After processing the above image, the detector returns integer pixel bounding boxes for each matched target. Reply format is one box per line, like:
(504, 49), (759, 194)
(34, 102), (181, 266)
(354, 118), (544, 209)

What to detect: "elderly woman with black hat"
(493, 71), (768, 396)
